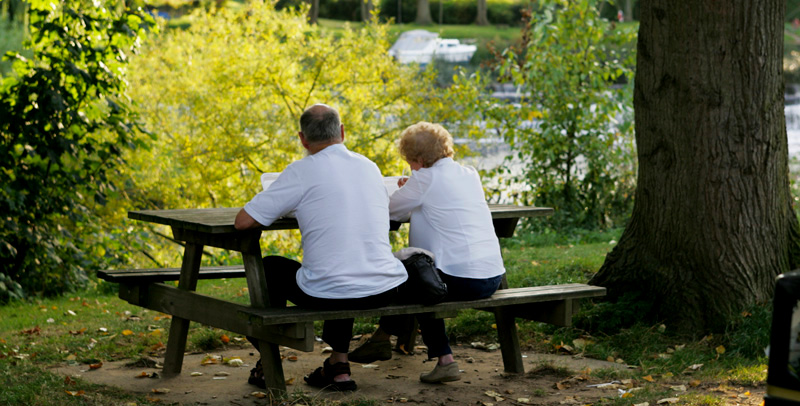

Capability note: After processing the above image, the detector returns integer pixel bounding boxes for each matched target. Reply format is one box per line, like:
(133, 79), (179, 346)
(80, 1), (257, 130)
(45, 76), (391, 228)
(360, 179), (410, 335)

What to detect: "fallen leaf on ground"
(251, 391), (267, 398)
(573, 338), (593, 350)
(485, 390), (504, 401)
(121, 329), (134, 336)
(715, 345), (726, 354)
(152, 388), (170, 394)
(688, 380), (701, 387)
(68, 328), (87, 335)
(671, 385), (687, 392)
(657, 398), (679, 404)
(633, 403), (649, 406)
(89, 362), (103, 369)
(643, 375), (655, 382)
(190, 372), (203, 377)
(285, 377), (295, 385)
(20, 326), (41, 335)
(220, 334), (230, 344)
(135, 371), (150, 378)
(201, 354), (221, 365)
(65, 390), (85, 397)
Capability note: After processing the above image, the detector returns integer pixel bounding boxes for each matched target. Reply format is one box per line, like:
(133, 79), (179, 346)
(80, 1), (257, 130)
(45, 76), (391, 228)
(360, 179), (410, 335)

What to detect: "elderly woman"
(349, 122), (506, 383)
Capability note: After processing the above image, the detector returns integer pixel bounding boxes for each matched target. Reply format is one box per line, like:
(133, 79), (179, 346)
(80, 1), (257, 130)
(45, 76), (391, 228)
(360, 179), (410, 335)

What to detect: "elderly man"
(234, 104), (407, 391)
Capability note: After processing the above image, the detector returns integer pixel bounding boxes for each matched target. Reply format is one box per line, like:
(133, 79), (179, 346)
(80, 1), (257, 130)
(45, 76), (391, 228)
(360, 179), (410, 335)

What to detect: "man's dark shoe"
(348, 340), (392, 363)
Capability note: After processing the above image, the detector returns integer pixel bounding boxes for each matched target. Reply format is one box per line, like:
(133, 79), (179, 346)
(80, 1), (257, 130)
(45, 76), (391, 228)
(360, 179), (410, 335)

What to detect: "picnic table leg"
(163, 242), (203, 376)
(494, 308), (525, 373)
(242, 250), (287, 393)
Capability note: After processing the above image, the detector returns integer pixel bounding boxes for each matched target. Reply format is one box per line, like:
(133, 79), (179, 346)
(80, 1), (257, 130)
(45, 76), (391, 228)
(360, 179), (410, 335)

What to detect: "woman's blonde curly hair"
(397, 122), (455, 168)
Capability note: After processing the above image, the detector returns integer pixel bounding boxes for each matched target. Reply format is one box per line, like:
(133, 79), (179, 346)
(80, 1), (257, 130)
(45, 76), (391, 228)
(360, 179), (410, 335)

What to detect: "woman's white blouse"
(389, 157), (506, 279)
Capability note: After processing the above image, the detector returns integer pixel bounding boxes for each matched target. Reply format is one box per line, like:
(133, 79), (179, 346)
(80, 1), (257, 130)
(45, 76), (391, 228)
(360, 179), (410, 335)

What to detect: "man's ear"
(298, 131), (311, 150)
(340, 124), (345, 143)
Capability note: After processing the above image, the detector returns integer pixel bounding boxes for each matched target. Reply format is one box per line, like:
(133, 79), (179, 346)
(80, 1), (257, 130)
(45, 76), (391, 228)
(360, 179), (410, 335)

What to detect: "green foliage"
(0, 0), (154, 298)
(0, 361), (159, 405)
(0, 272), (24, 303)
(118, 2), (458, 266)
(0, 17), (28, 77)
(486, 0), (637, 230)
(277, 0), (530, 26)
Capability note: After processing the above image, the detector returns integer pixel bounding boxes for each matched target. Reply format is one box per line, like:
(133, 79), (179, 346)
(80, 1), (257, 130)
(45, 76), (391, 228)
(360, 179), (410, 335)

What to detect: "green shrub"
(0, 0), (154, 297)
(0, 272), (24, 303)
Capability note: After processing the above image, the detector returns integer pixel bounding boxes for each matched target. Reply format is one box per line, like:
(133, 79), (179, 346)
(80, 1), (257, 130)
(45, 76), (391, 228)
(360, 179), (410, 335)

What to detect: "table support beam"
(163, 242), (203, 376)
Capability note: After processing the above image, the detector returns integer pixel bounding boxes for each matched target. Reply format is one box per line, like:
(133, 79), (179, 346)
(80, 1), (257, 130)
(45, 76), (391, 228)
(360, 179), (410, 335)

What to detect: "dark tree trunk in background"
(361, 0), (374, 22)
(415, 0), (432, 25)
(475, 0), (489, 25)
(623, 0), (633, 21)
(307, 0), (319, 24)
(590, 0), (800, 333)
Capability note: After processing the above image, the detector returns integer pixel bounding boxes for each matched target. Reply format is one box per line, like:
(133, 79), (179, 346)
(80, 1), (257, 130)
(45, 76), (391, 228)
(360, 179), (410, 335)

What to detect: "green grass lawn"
(0, 228), (769, 405)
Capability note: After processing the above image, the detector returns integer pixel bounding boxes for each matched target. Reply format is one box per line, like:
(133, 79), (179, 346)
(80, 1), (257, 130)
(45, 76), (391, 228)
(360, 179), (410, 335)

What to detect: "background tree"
(415, 0), (432, 24)
(361, 0), (374, 21)
(308, 0), (320, 23)
(590, 0), (800, 332)
(0, 0), (152, 299)
(475, 0), (488, 25)
(114, 2), (460, 267)
(487, 0), (637, 230)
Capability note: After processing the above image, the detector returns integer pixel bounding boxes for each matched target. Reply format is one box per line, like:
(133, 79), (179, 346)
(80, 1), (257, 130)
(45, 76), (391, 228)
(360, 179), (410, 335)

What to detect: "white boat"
(388, 29), (477, 64)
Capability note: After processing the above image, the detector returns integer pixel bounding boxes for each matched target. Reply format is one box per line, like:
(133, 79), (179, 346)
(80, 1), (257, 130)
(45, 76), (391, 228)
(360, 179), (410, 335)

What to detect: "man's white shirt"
(244, 144), (407, 299)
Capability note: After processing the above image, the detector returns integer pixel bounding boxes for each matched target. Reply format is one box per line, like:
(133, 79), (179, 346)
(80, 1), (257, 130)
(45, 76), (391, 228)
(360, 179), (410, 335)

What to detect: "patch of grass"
(0, 361), (159, 405)
(681, 393), (727, 406)
(526, 361), (573, 378)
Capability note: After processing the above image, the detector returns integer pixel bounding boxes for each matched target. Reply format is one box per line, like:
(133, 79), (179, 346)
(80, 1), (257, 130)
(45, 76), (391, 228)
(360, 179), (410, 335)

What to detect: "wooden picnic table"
(120, 204), (555, 390)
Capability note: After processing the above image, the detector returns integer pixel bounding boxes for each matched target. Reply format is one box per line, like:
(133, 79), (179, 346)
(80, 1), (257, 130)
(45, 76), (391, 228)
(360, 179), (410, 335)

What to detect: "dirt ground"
(52, 338), (766, 406)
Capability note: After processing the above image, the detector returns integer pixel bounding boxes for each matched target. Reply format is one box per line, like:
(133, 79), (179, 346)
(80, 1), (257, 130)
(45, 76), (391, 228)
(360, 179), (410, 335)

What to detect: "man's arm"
(234, 208), (262, 230)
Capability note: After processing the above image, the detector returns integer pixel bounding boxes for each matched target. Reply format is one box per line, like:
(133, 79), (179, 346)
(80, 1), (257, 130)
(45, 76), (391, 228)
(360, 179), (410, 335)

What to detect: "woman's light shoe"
(420, 362), (460, 383)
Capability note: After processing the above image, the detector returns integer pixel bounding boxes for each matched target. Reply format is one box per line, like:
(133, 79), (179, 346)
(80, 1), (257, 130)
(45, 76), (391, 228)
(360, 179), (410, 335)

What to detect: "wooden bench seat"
(98, 265), (245, 283)
(99, 267), (605, 378)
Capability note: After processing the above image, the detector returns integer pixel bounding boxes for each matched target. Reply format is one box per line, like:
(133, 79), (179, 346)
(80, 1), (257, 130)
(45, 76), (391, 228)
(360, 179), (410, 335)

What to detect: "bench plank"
(118, 282), (315, 351)
(98, 265), (246, 283)
(239, 284), (606, 326)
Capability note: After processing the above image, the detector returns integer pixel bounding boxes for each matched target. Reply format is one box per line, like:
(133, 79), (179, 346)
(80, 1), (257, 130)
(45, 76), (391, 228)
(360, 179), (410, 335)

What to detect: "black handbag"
(398, 252), (448, 305)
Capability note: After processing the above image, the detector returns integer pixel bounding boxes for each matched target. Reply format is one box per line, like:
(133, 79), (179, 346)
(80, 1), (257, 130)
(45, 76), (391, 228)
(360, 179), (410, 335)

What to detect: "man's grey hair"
(300, 104), (342, 144)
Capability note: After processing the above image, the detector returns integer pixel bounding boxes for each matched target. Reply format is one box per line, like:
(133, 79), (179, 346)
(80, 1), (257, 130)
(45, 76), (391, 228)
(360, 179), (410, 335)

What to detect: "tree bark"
(623, 0), (634, 21)
(307, 0), (319, 24)
(415, 0), (433, 25)
(361, 0), (374, 22)
(590, 0), (800, 333)
(475, 0), (489, 26)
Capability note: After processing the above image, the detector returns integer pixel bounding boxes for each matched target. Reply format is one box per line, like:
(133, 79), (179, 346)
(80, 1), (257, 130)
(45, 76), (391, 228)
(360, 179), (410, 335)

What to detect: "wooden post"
(162, 241), (202, 375)
(242, 234), (287, 393)
(494, 308), (524, 373)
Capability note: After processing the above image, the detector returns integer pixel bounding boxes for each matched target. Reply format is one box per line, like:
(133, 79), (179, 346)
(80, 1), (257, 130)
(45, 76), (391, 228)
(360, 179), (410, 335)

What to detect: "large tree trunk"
(475, 0), (489, 26)
(590, 0), (800, 333)
(415, 0), (433, 25)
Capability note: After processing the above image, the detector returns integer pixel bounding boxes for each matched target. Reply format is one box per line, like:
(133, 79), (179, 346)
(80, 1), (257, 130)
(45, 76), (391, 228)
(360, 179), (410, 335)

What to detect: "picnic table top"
(128, 205), (554, 234)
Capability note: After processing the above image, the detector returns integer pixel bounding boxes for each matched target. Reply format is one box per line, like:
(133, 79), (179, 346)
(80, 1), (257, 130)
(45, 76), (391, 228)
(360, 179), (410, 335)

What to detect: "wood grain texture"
(239, 284), (605, 325)
(128, 205), (553, 235)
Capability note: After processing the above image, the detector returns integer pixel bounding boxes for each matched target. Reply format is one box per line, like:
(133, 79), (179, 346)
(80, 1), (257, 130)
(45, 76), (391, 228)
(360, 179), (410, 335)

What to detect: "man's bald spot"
(300, 104), (342, 144)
